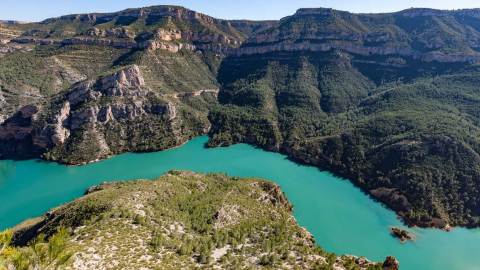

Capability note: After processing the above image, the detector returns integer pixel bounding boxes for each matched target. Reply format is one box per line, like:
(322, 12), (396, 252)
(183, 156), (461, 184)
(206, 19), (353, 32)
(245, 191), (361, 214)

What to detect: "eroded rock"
(383, 256), (399, 270)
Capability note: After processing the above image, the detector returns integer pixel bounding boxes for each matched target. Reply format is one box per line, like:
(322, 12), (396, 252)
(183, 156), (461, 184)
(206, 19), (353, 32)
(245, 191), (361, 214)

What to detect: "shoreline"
(66, 136), (194, 167)
(1, 135), (465, 230)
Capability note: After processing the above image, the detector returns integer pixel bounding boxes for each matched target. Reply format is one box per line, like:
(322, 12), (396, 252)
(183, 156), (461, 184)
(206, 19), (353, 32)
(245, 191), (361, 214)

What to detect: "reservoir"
(1, 136), (479, 269)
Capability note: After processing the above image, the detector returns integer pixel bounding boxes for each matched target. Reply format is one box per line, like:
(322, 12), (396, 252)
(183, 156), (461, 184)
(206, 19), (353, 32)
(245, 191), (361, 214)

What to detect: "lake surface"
(1, 136), (479, 269)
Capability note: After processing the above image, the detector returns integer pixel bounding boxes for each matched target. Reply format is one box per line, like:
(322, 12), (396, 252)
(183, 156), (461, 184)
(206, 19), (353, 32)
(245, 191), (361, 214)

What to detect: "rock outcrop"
(0, 105), (42, 156)
(100, 65), (145, 90)
(153, 29), (240, 44)
(70, 102), (175, 129)
(257, 181), (290, 209)
(0, 65), (178, 160)
(0, 110), (36, 141)
(382, 256), (399, 270)
(370, 187), (411, 211)
(67, 82), (97, 106)
(69, 65), (175, 129)
(245, 30), (402, 44)
(231, 42), (480, 63)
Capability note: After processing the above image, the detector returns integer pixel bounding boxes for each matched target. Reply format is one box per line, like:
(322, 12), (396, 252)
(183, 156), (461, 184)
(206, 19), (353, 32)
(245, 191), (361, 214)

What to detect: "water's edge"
(1, 136), (479, 270)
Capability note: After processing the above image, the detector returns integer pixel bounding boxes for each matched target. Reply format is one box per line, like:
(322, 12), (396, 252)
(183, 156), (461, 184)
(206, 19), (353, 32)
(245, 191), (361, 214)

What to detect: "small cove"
(1, 136), (479, 269)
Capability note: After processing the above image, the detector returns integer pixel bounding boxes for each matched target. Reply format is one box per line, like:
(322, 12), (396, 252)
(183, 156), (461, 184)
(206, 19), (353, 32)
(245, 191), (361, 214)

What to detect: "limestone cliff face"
(231, 42), (480, 63)
(246, 30), (402, 45)
(70, 102), (175, 130)
(10, 36), (480, 64)
(399, 8), (480, 18)
(41, 6), (232, 33)
(0, 102), (71, 153)
(382, 256), (400, 270)
(294, 7), (480, 19)
(145, 40), (197, 52)
(0, 105), (61, 157)
(0, 65), (178, 161)
(181, 31), (240, 45)
(50, 103), (71, 145)
(69, 65), (175, 129)
(100, 65), (145, 90)
(238, 7), (480, 63)
(83, 27), (241, 45)
(0, 106), (36, 141)
(11, 37), (198, 53)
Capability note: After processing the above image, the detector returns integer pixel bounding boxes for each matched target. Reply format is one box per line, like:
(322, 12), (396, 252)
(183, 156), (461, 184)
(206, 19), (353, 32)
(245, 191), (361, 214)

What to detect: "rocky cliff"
(0, 65), (207, 164)
(52, 6), (223, 26)
(4, 5), (480, 65)
(8, 36), (480, 64)
(382, 256), (400, 270)
(3, 3), (480, 231)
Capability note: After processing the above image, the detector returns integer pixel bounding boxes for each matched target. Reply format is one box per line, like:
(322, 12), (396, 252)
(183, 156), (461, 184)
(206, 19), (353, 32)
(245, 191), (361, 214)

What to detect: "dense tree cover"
(209, 50), (480, 227)
(2, 171), (384, 269)
(253, 8), (480, 55)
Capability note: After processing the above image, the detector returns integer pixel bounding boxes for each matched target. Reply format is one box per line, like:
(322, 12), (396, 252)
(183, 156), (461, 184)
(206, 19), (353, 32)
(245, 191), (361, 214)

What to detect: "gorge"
(3, 4), (480, 269)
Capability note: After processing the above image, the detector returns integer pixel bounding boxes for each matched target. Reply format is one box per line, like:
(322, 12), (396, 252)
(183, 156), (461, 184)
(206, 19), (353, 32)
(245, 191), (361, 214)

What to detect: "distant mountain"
(2, 5), (480, 231)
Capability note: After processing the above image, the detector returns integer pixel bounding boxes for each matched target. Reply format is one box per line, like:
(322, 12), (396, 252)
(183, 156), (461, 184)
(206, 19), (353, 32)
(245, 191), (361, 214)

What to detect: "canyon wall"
(0, 65), (177, 158)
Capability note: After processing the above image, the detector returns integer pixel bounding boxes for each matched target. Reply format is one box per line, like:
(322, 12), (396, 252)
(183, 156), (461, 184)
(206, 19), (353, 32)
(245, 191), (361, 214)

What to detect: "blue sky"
(1, 0), (479, 22)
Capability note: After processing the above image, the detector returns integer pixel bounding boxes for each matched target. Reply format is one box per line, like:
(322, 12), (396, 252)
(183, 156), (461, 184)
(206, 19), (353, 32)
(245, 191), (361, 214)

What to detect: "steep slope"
(209, 48), (480, 228)
(246, 8), (480, 55)
(4, 171), (385, 269)
(0, 63), (216, 164)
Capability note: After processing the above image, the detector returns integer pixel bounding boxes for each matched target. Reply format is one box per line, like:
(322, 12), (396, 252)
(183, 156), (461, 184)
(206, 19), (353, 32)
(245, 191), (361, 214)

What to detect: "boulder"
(383, 256), (399, 270)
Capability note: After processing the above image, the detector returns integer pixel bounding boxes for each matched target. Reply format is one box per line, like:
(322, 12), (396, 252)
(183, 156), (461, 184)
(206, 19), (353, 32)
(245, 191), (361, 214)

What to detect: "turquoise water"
(1, 136), (479, 269)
